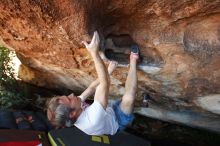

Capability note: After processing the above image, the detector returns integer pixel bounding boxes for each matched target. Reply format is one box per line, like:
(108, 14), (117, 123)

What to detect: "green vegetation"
(0, 46), (30, 109)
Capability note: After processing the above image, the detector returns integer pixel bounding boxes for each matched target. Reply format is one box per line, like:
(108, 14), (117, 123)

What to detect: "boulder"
(0, 0), (220, 132)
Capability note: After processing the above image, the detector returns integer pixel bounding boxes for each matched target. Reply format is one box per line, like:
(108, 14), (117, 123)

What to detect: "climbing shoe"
(130, 45), (140, 60)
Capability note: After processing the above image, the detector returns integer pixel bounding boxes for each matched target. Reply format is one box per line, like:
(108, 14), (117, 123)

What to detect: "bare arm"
(79, 79), (99, 102)
(79, 61), (118, 102)
(82, 31), (110, 109)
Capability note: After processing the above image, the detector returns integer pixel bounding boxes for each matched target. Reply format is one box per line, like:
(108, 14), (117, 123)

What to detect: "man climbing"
(47, 31), (139, 135)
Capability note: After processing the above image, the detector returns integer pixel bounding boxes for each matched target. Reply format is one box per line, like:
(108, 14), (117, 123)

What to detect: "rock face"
(0, 0), (220, 132)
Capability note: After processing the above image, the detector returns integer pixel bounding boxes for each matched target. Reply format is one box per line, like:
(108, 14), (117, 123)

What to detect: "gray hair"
(54, 104), (75, 127)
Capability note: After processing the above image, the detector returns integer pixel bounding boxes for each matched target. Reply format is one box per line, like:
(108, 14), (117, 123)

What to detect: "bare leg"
(120, 57), (137, 114)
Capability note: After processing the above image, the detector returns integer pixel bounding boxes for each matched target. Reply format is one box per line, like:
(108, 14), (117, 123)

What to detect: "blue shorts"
(111, 100), (134, 131)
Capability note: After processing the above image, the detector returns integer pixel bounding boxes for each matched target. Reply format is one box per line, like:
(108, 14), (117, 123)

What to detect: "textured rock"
(0, 0), (220, 132)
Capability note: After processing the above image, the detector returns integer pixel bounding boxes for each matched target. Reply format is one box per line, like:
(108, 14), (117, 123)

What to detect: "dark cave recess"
(104, 34), (164, 66)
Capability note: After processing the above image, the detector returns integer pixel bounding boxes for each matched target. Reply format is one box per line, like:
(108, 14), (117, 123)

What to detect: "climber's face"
(58, 93), (81, 109)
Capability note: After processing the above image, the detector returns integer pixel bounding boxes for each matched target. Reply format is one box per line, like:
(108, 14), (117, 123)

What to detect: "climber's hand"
(82, 31), (100, 54)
